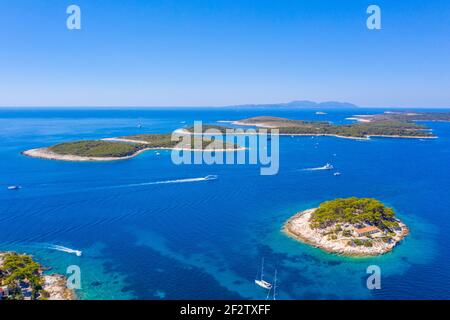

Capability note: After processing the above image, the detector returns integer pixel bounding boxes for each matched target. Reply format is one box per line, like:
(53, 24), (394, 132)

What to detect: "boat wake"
(50, 175), (219, 194)
(47, 244), (82, 257)
(302, 164), (334, 171)
(112, 175), (218, 189)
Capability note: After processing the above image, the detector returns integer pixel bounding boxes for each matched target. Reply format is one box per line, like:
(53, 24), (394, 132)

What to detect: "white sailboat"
(255, 258), (272, 290)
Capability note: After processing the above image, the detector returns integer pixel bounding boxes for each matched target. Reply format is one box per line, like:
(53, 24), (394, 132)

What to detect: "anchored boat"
(255, 258), (272, 290)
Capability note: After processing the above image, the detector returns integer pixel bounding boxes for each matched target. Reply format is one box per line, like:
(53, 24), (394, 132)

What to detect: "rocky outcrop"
(284, 209), (409, 257)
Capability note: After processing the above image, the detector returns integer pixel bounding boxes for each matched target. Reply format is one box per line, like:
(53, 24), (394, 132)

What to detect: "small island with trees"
(23, 132), (243, 162)
(192, 111), (450, 139)
(22, 111), (450, 161)
(284, 197), (409, 256)
(231, 114), (438, 139)
(0, 252), (75, 300)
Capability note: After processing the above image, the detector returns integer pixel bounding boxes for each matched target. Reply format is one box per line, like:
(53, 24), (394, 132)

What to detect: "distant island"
(284, 197), (409, 256)
(228, 111), (449, 138)
(22, 111), (450, 161)
(23, 133), (243, 162)
(182, 113), (440, 139)
(0, 252), (75, 300)
(228, 100), (359, 109)
(350, 111), (450, 123)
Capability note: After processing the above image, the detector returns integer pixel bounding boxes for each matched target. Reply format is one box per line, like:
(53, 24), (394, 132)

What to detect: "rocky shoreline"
(22, 147), (149, 162)
(0, 251), (76, 300)
(284, 209), (409, 257)
(22, 143), (245, 162)
(43, 274), (77, 300)
(230, 120), (436, 140)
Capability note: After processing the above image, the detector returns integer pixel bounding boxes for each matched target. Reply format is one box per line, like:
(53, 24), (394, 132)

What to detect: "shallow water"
(0, 107), (449, 299)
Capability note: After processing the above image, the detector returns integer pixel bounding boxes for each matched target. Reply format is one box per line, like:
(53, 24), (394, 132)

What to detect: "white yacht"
(323, 163), (334, 170)
(7, 185), (21, 190)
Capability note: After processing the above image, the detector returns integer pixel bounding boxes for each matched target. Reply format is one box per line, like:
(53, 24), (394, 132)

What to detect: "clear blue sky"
(0, 0), (449, 107)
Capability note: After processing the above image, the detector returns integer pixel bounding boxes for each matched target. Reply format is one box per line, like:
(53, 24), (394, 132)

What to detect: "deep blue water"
(1, 107), (449, 300)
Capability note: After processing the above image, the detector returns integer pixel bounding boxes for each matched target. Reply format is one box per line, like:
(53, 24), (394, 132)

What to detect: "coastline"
(283, 209), (409, 257)
(229, 121), (436, 140)
(345, 117), (372, 123)
(187, 125), (435, 141)
(102, 137), (150, 144)
(22, 120), (435, 163)
(231, 120), (280, 128)
(43, 274), (77, 300)
(0, 251), (76, 300)
(22, 147), (152, 162)
(22, 144), (246, 162)
(103, 137), (247, 151)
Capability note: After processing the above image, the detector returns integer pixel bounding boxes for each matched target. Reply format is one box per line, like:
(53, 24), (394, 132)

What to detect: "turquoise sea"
(1, 107), (449, 300)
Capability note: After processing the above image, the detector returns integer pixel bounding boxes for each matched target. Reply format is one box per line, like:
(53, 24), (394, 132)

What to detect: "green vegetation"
(235, 116), (433, 138)
(185, 125), (232, 134)
(310, 197), (400, 231)
(121, 133), (177, 148)
(349, 239), (373, 247)
(358, 112), (450, 123)
(329, 234), (338, 240)
(49, 140), (144, 157)
(42, 110), (450, 158)
(46, 133), (240, 158)
(342, 230), (353, 237)
(124, 133), (238, 150)
(203, 112), (450, 138)
(0, 253), (44, 300)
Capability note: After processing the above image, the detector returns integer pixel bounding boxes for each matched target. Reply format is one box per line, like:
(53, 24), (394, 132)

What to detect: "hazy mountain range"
(228, 100), (359, 108)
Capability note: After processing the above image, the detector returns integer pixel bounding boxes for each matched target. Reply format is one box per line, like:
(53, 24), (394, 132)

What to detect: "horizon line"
(1, 105), (450, 109)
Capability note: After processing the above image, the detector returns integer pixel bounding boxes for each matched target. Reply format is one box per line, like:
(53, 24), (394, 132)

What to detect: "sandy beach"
(231, 120), (280, 128)
(346, 117), (372, 123)
(102, 137), (150, 144)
